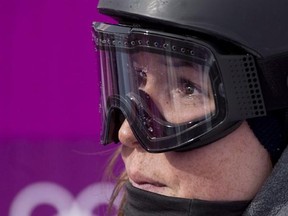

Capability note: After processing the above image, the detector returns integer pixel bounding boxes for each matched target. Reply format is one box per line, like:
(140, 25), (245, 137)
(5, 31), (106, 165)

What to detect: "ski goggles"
(92, 22), (266, 152)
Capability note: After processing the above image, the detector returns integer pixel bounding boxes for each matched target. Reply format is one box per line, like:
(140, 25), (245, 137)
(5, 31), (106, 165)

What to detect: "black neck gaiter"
(124, 182), (250, 216)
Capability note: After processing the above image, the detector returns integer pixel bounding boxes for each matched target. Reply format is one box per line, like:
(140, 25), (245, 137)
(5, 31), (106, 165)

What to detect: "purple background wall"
(0, 0), (121, 215)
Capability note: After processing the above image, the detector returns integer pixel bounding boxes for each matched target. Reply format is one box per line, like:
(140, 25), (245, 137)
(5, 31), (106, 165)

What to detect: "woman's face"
(128, 50), (215, 124)
(120, 121), (272, 201)
(118, 51), (272, 201)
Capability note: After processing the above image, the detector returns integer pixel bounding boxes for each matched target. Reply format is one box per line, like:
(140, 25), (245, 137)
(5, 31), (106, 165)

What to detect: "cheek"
(166, 148), (222, 178)
(163, 151), (222, 198)
(161, 96), (215, 124)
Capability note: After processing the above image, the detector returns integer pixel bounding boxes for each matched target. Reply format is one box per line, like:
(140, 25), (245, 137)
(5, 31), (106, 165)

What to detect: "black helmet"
(97, 0), (288, 57)
(93, 0), (288, 155)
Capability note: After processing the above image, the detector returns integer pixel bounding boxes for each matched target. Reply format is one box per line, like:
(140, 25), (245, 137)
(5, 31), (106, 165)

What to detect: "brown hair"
(105, 146), (128, 216)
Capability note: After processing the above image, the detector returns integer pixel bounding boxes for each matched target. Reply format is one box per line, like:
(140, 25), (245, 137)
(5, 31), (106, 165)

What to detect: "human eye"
(177, 78), (202, 97)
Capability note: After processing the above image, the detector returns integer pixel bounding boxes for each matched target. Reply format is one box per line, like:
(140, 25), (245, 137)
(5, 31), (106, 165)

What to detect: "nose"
(118, 119), (139, 149)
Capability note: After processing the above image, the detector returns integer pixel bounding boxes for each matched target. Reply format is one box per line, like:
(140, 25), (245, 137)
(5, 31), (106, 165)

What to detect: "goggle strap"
(257, 52), (288, 111)
(218, 55), (266, 120)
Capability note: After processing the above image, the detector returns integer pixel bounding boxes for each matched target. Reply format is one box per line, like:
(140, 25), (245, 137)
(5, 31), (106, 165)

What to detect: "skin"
(117, 50), (272, 201)
(130, 51), (215, 124)
(107, 51), (272, 201)
(119, 120), (272, 201)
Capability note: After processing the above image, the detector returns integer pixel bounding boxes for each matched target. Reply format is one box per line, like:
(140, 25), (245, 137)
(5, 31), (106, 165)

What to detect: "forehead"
(130, 49), (193, 65)
(130, 50), (202, 75)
